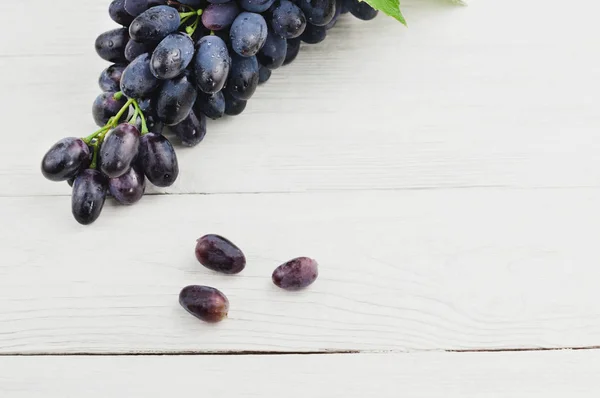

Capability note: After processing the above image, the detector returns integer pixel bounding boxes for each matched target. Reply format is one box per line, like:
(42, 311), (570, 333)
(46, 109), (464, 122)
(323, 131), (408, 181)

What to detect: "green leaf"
(362, 0), (407, 25)
(362, 0), (465, 25)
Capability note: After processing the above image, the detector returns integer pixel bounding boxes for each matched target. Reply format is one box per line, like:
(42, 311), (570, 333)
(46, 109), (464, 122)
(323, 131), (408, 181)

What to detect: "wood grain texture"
(2, 351), (600, 397)
(2, 0), (599, 196)
(2, 189), (600, 353)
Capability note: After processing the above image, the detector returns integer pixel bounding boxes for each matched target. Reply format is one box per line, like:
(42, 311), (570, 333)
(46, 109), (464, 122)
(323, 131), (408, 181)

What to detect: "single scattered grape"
(195, 234), (246, 274)
(179, 285), (230, 323)
(272, 257), (319, 290)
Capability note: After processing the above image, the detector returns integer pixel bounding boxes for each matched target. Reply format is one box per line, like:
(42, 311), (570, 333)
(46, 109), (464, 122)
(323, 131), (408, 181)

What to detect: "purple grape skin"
(195, 234), (246, 274)
(125, 39), (156, 62)
(295, 0), (336, 27)
(283, 37), (301, 65)
(109, 0), (135, 27)
(129, 6), (181, 43)
(258, 64), (271, 83)
(138, 133), (179, 187)
(202, 2), (241, 31)
(179, 285), (230, 323)
(300, 23), (327, 44)
(257, 29), (287, 70)
(325, 0), (342, 29)
(71, 169), (108, 225)
(347, 0), (378, 20)
(120, 53), (161, 99)
(272, 257), (319, 290)
(230, 12), (268, 57)
(224, 91), (247, 115)
(194, 91), (226, 120)
(271, 0), (307, 39)
(170, 111), (207, 147)
(156, 74), (197, 125)
(109, 166), (146, 205)
(100, 124), (141, 179)
(124, 0), (149, 17)
(92, 92), (129, 127)
(95, 28), (129, 63)
(99, 64), (126, 92)
(150, 33), (195, 80)
(41, 138), (91, 182)
(193, 35), (231, 94)
(227, 53), (259, 100)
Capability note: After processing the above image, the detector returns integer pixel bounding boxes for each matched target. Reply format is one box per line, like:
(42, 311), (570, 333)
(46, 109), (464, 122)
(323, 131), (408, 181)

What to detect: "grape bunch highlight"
(41, 0), (379, 225)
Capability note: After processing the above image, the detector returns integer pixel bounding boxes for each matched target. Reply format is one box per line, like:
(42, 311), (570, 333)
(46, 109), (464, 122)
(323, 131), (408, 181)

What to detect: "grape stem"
(132, 101), (149, 135)
(83, 94), (136, 169)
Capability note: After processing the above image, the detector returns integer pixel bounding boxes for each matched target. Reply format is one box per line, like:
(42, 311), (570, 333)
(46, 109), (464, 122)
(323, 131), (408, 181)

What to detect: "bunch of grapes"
(41, 0), (379, 225)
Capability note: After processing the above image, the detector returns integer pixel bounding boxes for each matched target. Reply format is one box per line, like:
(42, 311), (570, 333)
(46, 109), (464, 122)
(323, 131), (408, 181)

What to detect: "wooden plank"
(3, 0), (600, 196)
(1, 188), (600, 353)
(1, 351), (600, 397)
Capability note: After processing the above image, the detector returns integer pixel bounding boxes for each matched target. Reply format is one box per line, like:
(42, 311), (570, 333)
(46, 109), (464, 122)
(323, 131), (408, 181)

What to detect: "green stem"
(113, 91), (124, 100)
(179, 11), (198, 19)
(180, 14), (193, 26)
(132, 101), (149, 134)
(129, 106), (139, 124)
(186, 14), (202, 36)
(83, 125), (110, 144)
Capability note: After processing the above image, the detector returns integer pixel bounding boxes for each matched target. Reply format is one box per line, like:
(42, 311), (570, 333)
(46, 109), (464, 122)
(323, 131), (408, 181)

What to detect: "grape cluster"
(41, 0), (378, 225)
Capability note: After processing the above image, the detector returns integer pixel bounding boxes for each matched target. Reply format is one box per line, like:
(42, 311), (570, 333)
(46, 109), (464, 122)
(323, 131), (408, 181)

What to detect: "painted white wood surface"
(2, 351), (600, 397)
(2, 188), (600, 353)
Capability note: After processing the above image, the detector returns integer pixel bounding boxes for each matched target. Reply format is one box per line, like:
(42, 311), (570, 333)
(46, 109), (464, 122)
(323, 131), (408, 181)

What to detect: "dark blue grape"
(239, 0), (275, 13)
(224, 91), (247, 115)
(340, 0), (351, 14)
(109, 166), (146, 205)
(71, 169), (108, 225)
(325, 0), (342, 29)
(156, 74), (197, 125)
(150, 33), (195, 80)
(41, 138), (91, 182)
(348, 0), (378, 20)
(179, 0), (205, 6)
(193, 35), (231, 94)
(92, 92), (129, 127)
(120, 53), (161, 99)
(129, 6), (180, 43)
(179, 285), (229, 323)
(283, 37), (301, 64)
(109, 0), (135, 27)
(195, 234), (246, 274)
(100, 124), (141, 178)
(194, 91), (225, 120)
(258, 64), (271, 83)
(257, 29), (287, 69)
(99, 64), (126, 92)
(95, 28), (129, 63)
(227, 53), (259, 100)
(125, 39), (156, 62)
(300, 23), (326, 44)
(170, 111), (207, 147)
(230, 12), (268, 57)
(124, 0), (149, 16)
(138, 133), (179, 187)
(271, 0), (307, 39)
(272, 257), (319, 290)
(295, 0), (335, 26)
(202, 2), (241, 31)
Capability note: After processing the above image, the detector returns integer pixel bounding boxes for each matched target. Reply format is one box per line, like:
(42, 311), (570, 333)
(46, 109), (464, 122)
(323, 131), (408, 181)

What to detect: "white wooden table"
(1, 0), (600, 395)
